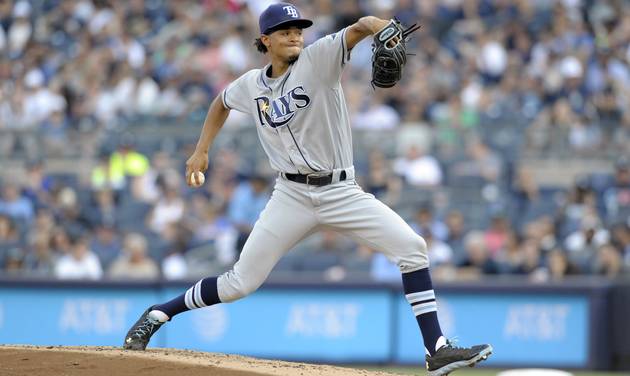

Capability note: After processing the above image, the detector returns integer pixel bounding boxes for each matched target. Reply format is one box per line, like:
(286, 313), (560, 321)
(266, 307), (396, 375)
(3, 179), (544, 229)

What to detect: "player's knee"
(238, 279), (262, 298)
(397, 235), (429, 272)
(226, 281), (260, 301)
(416, 235), (428, 255)
(217, 272), (263, 302)
(401, 234), (428, 255)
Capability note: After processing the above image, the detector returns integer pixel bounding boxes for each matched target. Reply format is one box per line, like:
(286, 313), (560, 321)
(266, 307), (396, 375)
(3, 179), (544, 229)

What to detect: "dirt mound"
(0, 346), (402, 376)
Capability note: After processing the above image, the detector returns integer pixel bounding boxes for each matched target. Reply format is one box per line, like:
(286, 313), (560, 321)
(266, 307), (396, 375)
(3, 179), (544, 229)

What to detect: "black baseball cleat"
(426, 341), (493, 376)
(123, 306), (165, 350)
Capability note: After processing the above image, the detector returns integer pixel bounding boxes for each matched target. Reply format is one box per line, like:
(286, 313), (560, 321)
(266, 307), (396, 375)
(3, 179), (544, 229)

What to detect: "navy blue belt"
(285, 170), (347, 186)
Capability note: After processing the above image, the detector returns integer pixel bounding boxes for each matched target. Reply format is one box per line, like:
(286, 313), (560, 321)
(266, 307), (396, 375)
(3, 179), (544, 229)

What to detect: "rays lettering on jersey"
(254, 86), (311, 128)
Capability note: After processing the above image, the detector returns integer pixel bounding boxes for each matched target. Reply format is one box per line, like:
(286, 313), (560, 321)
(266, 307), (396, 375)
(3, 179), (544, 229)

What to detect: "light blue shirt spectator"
(0, 184), (34, 225)
(228, 178), (269, 229)
(370, 253), (401, 282)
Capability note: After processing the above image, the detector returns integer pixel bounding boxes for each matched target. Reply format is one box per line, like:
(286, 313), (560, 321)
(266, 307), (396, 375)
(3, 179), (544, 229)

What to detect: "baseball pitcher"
(123, 3), (492, 375)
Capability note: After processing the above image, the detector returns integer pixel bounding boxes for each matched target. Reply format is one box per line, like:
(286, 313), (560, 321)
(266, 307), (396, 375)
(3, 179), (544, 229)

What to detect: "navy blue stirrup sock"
(402, 268), (444, 356)
(153, 277), (221, 319)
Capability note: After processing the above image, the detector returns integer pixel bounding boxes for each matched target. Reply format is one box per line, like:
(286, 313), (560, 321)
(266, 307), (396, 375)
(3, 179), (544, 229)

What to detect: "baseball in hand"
(191, 171), (205, 187)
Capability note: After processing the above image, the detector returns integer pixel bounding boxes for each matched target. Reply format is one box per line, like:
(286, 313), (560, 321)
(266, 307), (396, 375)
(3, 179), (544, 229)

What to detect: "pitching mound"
(0, 346), (401, 376)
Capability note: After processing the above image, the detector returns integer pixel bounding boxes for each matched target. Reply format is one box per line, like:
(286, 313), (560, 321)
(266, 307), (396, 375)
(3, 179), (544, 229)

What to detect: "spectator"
(41, 109), (70, 157)
(591, 84), (621, 141)
(550, 99), (578, 156)
(484, 215), (511, 258)
(612, 113), (630, 154)
(111, 31), (146, 70)
(592, 243), (625, 278)
(54, 234), (103, 280)
(8, 1), (32, 57)
(510, 166), (542, 227)
(109, 138), (150, 181)
(610, 223), (630, 268)
(544, 248), (579, 280)
(131, 151), (176, 204)
(50, 227), (71, 255)
(147, 182), (185, 234)
(393, 144), (443, 187)
(0, 182), (34, 225)
(423, 230), (453, 267)
(22, 160), (54, 208)
(88, 189), (118, 229)
(496, 231), (524, 274)
(558, 180), (598, 237)
(54, 186), (91, 236)
(91, 152), (126, 192)
(444, 210), (468, 263)
(228, 174), (270, 252)
(162, 246), (188, 281)
(564, 215), (610, 271)
(90, 223), (122, 270)
(23, 232), (56, 277)
(150, 222), (190, 263)
(370, 251), (401, 283)
(27, 208), (55, 241)
(603, 157), (630, 224)
(353, 95), (400, 130)
(364, 149), (402, 207)
(185, 196), (237, 267)
(450, 138), (502, 185)
(536, 216), (560, 253)
(458, 231), (500, 278)
(568, 115), (602, 155)
(3, 247), (25, 275)
(410, 204), (448, 242)
(289, 230), (359, 280)
(395, 108), (433, 161)
(108, 233), (159, 280)
(92, 138), (149, 191)
(0, 214), (20, 257)
(477, 34), (508, 82)
(517, 238), (544, 276)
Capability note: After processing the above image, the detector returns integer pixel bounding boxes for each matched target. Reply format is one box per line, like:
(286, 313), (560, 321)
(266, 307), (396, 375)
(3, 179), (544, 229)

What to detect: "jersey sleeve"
(303, 27), (352, 85)
(221, 71), (253, 113)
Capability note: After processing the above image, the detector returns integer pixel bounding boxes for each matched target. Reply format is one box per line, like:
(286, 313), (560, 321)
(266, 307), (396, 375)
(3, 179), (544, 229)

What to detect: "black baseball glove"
(371, 19), (420, 89)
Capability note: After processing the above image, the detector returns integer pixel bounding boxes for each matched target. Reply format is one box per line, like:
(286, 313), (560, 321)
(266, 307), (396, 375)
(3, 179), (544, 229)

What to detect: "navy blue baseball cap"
(259, 2), (313, 35)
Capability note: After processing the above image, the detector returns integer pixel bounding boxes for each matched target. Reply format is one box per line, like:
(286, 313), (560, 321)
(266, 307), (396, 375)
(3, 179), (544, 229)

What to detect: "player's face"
(267, 27), (304, 63)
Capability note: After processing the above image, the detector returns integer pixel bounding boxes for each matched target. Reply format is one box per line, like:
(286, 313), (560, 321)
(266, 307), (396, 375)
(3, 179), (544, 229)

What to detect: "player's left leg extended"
(123, 180), (320, 350)
(318, 181), (492, 375)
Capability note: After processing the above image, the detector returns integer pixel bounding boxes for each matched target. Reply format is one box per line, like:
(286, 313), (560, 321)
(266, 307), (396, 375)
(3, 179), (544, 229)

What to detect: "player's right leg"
(123, 179), (319, 350)
(318, 182), (492, 374)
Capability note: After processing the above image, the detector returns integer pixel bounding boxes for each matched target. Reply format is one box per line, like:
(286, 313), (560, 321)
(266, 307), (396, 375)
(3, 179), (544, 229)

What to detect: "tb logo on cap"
(283, 5), (298, 18)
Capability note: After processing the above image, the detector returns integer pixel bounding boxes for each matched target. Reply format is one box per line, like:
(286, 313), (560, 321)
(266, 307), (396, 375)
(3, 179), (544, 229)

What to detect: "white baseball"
(191, 171), (205, 187)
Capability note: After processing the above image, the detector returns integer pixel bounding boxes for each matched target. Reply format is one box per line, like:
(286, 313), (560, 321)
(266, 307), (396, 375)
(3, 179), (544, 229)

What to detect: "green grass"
(349, 366), (624, 376)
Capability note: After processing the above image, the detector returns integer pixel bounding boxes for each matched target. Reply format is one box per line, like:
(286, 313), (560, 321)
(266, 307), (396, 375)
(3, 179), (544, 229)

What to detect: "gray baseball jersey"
(222, 28), (352, 174)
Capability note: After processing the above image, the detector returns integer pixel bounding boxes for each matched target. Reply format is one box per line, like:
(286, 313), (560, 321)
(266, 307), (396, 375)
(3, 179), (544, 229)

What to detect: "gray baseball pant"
(217, 167), (428, 302)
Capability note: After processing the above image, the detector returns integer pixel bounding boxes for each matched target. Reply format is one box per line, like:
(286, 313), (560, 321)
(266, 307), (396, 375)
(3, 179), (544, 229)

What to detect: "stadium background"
(0, 0), (629, 374)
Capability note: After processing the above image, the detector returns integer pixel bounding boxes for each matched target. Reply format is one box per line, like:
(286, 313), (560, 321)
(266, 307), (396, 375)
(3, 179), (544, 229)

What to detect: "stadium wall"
(0, 278), (622, 370)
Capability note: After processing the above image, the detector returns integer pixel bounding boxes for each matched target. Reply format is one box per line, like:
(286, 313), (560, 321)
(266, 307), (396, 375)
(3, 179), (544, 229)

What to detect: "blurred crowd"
(0, 0), (629, 282)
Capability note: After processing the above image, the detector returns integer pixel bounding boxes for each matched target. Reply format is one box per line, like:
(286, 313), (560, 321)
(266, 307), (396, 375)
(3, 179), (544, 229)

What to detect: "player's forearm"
(195, 96), (230, 153)
(357, 16), (390, 35)
(346, 16), (391, 49)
